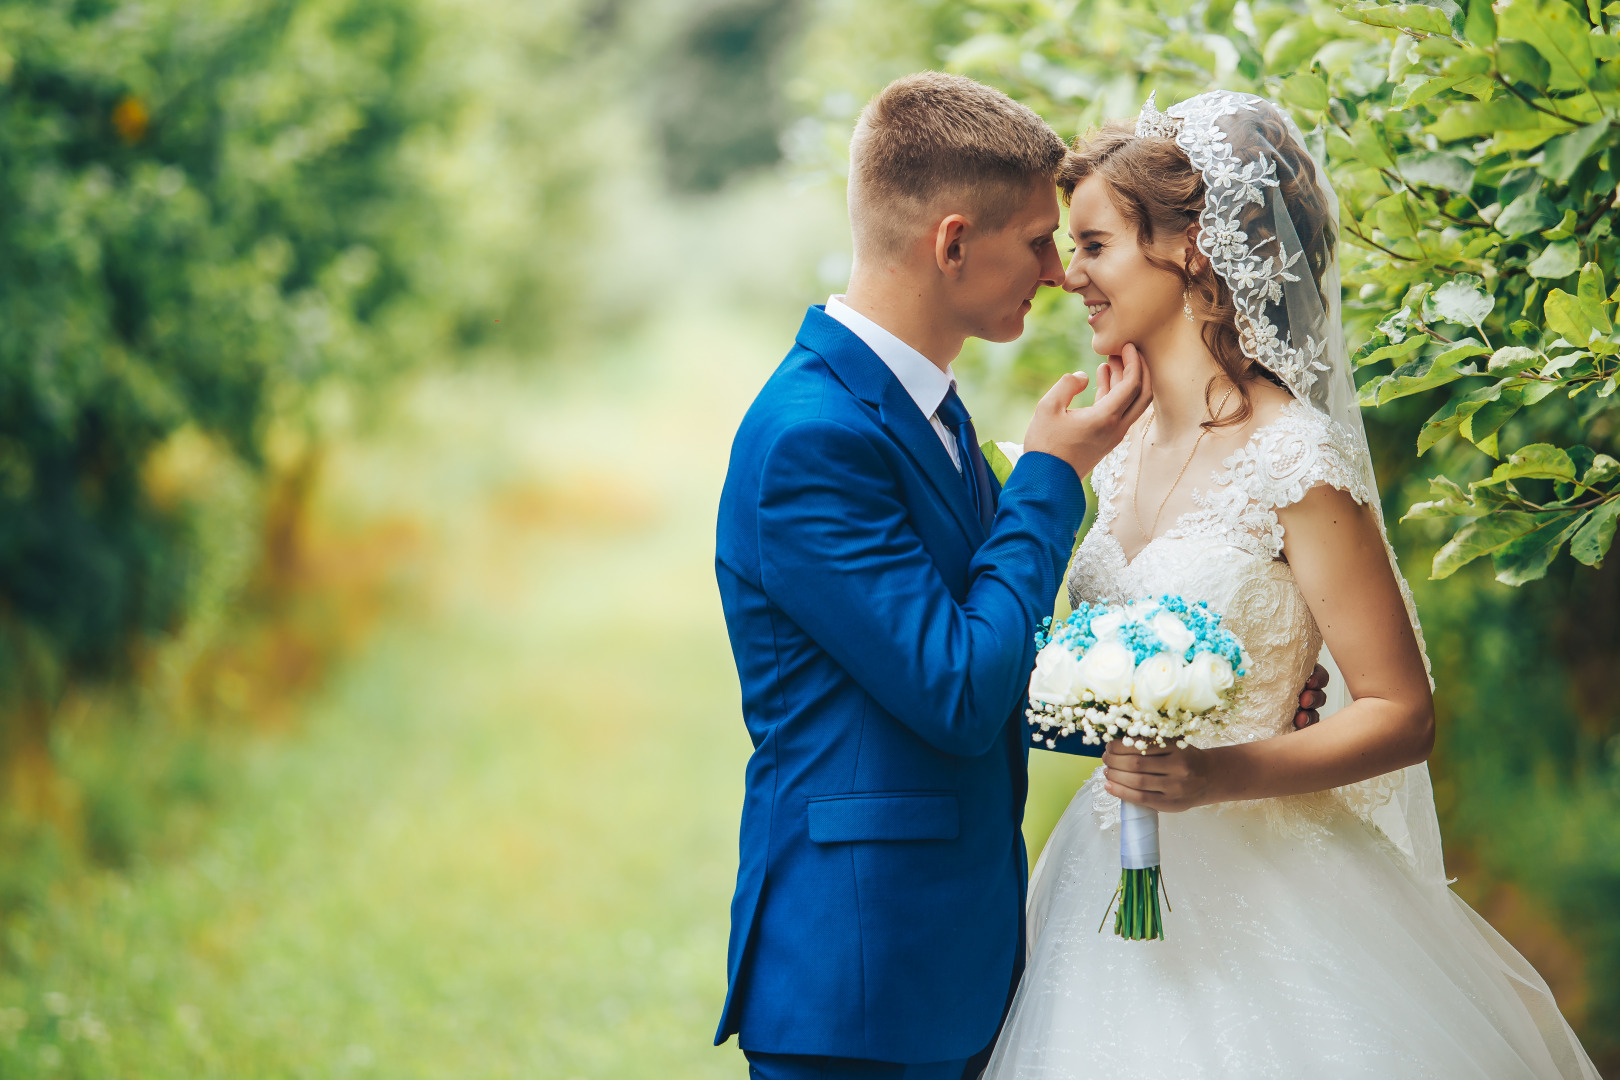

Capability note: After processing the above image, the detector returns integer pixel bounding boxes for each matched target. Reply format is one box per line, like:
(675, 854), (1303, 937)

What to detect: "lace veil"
(1140, 90), (1446, 885)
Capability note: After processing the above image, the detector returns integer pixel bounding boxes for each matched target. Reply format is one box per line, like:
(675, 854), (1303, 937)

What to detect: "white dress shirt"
(824, 295), (962, 471)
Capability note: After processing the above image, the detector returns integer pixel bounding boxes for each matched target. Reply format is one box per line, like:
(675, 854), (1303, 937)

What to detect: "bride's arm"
(1102, 483), (1433, 810)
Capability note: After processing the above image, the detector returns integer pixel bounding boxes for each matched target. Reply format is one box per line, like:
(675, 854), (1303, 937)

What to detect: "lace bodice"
(1070, 400), (1369, 748)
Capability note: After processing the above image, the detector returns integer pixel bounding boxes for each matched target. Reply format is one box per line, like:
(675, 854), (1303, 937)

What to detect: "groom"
(714, 74), (1323, 1079)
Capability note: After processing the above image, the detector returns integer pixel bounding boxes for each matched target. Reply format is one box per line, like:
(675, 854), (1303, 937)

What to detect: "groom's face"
(949, 180), (1064, 344)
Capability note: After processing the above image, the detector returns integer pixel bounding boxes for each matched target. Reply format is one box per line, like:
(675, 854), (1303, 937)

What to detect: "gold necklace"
(1132, 385), (1236, 543)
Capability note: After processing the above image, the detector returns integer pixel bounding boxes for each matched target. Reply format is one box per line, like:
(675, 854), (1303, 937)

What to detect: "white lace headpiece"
(1139, 90), (1339, 411)
(1144, 90), (1445, 885)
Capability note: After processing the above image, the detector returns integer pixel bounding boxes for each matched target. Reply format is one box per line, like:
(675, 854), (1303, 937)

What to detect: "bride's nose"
(1063, 257), (1089, 293)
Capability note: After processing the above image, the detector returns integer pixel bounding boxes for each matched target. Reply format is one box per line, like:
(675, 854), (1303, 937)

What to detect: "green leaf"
(1391, 74), (1462, 110)
(1459, 386), (1530, 454)
(1492, 512), (1586, 584)
(1432, 511), (1542, 577)
(1350, 119), (1396, 169)
(1282, 72), (1329, 111)
(1497, 40), (1553, 89)
(1342, 2), (1455, 34)
(1423, 274), (1495, 327)
(1527, 239), (1582, 278)
(1426, 97), (1543, 140)
(1373, 193), (1417, 237)
(1397, 150), (1477, 192)
(1354, 334), (1428, 367)
(1578, 262), (1613, 332)
(1539, 121), (1612, 183)
(1402, 475), (1477, 519)
(1464, 0), (1496, 45)
(1541, 209), (1578, 240)
(1571, 500), (1620, 565)
(981, 441), (1015, 486)
(1418, 397), (1465, 454)
(1495, 0), (1597, 89)
(1488, 345), (1541, 373)
(1494, 188), (1561, 237)
(1361, 340), (1486, 404)
(1473, 442), (1577, 486)
(1431, 337), (1493, 366)
(1584, 453), (1620, 484)
(1544, 288), (1598, 343)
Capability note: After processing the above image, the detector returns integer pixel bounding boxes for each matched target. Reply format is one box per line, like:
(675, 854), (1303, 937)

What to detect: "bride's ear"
(1183, 225), (1204, 276)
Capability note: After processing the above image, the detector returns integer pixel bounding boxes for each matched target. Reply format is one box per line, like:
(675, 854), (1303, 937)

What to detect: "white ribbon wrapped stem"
(1120, 801), (1160, 870)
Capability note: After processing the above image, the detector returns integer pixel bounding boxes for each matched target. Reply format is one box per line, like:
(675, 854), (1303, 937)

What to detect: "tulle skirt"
(984, 775), (1599, 1080)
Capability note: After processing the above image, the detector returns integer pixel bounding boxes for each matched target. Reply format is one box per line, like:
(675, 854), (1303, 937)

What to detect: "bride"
(984, 92), (1599, 1079)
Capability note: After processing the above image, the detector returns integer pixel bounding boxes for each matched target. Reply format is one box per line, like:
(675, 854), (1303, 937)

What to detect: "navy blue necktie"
(936, 385), (996, 534)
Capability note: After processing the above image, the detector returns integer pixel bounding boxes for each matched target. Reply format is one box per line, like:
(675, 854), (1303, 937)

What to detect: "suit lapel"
(797, 307), (985, 547)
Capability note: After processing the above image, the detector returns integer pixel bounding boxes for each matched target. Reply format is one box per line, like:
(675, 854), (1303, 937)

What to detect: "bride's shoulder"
(1222, 386), (1370, 509)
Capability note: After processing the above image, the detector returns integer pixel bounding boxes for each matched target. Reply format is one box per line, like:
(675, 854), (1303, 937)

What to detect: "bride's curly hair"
(1056, 109), (1335, 431)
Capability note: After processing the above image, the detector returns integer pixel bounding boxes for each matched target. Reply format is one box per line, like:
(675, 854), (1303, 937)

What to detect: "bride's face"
(1062, 174), (1193, 358)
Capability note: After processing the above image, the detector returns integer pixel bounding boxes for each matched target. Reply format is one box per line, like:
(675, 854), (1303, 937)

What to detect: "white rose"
(1076, 639), (1136, 704)
(1180, 651), (1236, 713)
(1088, 609), (1127, 640)
(1029, 642), (1088, 706)
(1131, 652), (1185, 713)
(1150, 611), (1195, 654)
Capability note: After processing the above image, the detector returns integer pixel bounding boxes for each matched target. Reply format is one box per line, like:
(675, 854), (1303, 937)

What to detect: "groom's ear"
(934, 214), (972, 277)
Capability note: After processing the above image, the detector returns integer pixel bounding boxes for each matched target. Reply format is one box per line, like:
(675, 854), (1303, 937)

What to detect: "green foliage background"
(1, 0), (1617, 1074)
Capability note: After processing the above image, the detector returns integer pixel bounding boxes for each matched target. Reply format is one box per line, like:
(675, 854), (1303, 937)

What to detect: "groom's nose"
(1038, 242), (1063, 288)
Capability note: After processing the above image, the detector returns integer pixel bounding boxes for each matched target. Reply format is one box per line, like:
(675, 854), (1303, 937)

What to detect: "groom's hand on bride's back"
(1024, 341), (1153, 481)
(1293, 664), (1330, 729)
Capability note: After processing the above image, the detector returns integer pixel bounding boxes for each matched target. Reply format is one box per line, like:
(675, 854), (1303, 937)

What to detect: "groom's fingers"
(1094, 357), (1117, 401)
(1039, 370), (1090, 414)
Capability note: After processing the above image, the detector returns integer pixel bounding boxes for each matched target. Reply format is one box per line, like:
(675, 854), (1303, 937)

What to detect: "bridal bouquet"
(1027, 596), (1249, 941)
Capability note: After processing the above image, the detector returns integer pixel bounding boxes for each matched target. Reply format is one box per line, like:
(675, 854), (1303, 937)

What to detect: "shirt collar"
(824, 295), (955, 419)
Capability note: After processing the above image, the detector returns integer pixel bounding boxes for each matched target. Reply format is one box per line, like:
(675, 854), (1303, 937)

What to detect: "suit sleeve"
(757, 418), (1086, 758)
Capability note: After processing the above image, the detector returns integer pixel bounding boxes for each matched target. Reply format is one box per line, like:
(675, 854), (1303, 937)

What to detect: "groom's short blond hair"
(849, 72), (1066, 255)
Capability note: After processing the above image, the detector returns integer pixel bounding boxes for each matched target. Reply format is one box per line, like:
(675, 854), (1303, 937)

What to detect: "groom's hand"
(1293, 664), (1330, 729)
(1024, 342), (1153, 481)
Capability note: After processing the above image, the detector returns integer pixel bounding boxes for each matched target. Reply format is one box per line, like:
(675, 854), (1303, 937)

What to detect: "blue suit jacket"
(714, 306), (1099, 1063)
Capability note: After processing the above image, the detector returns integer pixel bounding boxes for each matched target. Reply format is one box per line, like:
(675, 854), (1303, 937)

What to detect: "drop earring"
(1182, 286), (1195, 322)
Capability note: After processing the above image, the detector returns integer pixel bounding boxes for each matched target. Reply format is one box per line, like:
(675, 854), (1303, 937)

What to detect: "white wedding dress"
(983, 401), (1599, 1080)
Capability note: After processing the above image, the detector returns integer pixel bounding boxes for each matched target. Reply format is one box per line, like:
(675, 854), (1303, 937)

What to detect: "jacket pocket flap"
(806, 792), (959, 843)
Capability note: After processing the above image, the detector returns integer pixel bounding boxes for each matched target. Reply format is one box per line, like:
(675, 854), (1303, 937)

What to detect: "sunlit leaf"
(1526, 240), (1582, 279)
(981, 440), (1016, 486)
(1397, 150), (1476, 193)
(1432, 511), (1541, 578)
(1281, 72), (1329, 111)
(1424, 275), (1495, 328)
(1487, 346), (1540, 374)
(1402, 475), (1476, 519)
(1341, 2), (1455, 34)
(1472, 442), (1576, 487)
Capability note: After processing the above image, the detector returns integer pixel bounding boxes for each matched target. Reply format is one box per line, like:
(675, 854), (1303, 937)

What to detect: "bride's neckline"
(1101, 398), (1308, 567)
